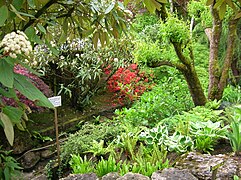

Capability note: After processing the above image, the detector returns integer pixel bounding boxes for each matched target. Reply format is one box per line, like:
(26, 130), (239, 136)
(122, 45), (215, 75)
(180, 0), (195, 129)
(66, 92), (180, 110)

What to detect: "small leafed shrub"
(61, 122), (123, 163)
(106, 64), (154, 104)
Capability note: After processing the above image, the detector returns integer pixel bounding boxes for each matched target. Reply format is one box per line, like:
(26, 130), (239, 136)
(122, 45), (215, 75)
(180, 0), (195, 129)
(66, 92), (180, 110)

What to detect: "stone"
(20, 151), (41, 169)
(175, 152), (239, 180)
(60, 173), (98, 180)
(117, 172), (150, 180)
(40, 149), (54, 159)
(102, 172), (121, 180)
(151, 168), (198, 180)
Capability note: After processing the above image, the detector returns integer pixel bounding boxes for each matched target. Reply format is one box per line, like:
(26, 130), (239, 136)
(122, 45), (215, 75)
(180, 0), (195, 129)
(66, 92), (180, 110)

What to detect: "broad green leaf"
(0, 58), (14, 88)
(99, 31), (107, 46)
(27, 0), (35, 8)
(0, 5), (9, 27)
(3, 106), (23, 124)
(14, 73), (54, 108)
(219, 3), (226, 20)
(144, 0), (162, 13)
(93, 31), (99, 49)
(105, 2), (115, 14)
(0, 88), (17, 99)
(13, 0), (24, 10)
(63, 18), (68, 35)
(157, 0), (168, 3)
(16, 123), (25, 131)
(225, 0), (236, 10)
(25, 26), (43, 44)
(0, 113), (14, 146)
(206, 0), (214, 6)
(213, 0), (225, 9)
(37, 23), (46, 34)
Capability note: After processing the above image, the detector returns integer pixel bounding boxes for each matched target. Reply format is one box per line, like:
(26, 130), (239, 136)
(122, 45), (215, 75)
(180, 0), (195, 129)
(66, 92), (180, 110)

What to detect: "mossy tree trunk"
(208, 3), (240, 100)
(171, 41), (207, 106)
(149, 41), (207, 106)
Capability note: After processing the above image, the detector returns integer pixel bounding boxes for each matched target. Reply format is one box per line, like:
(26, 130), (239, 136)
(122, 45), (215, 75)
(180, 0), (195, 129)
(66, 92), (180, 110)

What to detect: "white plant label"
(48, 96), (62, 107)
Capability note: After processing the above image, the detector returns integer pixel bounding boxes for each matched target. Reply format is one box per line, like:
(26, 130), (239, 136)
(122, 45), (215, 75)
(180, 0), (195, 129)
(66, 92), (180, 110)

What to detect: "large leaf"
(0, 113), (14, 146)
(0, 58), (14, 88)
(0, 5), (9, 26)
(14, 73), (54, 108)
(219, 3), (226, 20)
(0, 88), (17, 99)
(3, 106), (23, 124)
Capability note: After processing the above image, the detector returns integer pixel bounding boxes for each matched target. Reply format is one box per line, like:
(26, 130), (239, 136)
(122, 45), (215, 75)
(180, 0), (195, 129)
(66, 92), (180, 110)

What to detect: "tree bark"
(208, 1), (240, 100)
(182, 67), (207, 106)
(216, 19), (239, 99)
(208, 5), (222, 100)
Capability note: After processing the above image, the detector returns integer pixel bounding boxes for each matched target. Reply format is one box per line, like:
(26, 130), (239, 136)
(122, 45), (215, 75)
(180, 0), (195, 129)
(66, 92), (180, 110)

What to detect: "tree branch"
(22, 0), (58, 31)
(171, 41), (191, 67)
(147, 60), (186, 72)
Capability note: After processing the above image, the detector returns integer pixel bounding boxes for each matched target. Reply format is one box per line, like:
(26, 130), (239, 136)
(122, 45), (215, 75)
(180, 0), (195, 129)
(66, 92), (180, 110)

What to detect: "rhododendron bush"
(105, 63), (155, 104)
(0, 31), (53, 146)
(2, 65), (53, 112)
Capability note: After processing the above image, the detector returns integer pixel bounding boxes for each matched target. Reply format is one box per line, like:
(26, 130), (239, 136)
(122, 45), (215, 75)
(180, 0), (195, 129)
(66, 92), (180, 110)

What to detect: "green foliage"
(115, 70), (193, 127)
(61, 122), (123, 163)
(188, 0), (212, 28)
(140, 105), (228, 153)
(85, 140), (115, 157)
(114, 125), (144, 159)
(159, 16), (190, 44)
(0, 148), (22, 180)
(190, 121), (228, 152)
(69, 155), (94, 174)
(131, 144), (169, 177)
(226, 107), (241, 155)
(223, 85), (241, 104)
(95, 155), (121, 177)
(132, 13), (159, 32)
(140, 125), (194, 153)
(134, 41), (163, 65)
(69, 143), (169, 178)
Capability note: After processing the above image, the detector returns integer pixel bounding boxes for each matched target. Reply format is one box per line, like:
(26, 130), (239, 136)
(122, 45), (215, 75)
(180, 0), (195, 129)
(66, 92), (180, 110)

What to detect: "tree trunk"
(216, 19), (239, 99)
(183, 67), (207, 106)
(208, 6), (222, 100)
(208, 2), (240, 100)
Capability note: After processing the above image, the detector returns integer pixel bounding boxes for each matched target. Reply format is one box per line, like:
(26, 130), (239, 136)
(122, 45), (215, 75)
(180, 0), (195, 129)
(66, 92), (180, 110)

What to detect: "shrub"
(2, 65), (52, 112)
(115, 70), (193, 127)
(106, 64), (155, 104)
(61, 122), (123, 163)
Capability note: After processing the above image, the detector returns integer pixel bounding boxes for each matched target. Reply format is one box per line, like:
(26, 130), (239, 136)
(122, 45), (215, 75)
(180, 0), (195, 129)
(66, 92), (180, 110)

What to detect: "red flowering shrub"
(105, 63), (154, 104)
(2, 65), (53, 111)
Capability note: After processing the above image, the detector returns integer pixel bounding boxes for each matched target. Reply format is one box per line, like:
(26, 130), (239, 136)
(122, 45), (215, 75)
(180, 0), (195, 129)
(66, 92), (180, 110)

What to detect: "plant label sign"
(48, 96), (62, 107)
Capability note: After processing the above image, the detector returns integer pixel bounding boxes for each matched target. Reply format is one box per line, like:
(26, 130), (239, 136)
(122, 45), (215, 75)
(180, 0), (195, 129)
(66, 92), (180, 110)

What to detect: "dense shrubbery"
(114, 68), (193, 127)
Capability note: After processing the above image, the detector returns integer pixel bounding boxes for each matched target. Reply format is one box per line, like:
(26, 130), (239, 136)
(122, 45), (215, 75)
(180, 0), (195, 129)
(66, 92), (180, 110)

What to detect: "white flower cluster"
(0, 30), (32, 59)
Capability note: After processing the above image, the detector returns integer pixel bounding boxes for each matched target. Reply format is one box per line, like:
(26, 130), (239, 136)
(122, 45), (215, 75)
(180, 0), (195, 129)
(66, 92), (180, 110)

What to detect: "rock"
(117, 172), (150, 180)
(60, 173), (98, 180)
(175, 152), (238, 180)
(102, 172), (121, 180)
(151, 168), (198, 180)
(40, 149), (54, 159)
(20, 151), (41, 169)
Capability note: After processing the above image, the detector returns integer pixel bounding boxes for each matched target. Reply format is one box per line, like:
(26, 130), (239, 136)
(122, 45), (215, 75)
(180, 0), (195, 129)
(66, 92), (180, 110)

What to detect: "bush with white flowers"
(0, 30), (32, 58)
